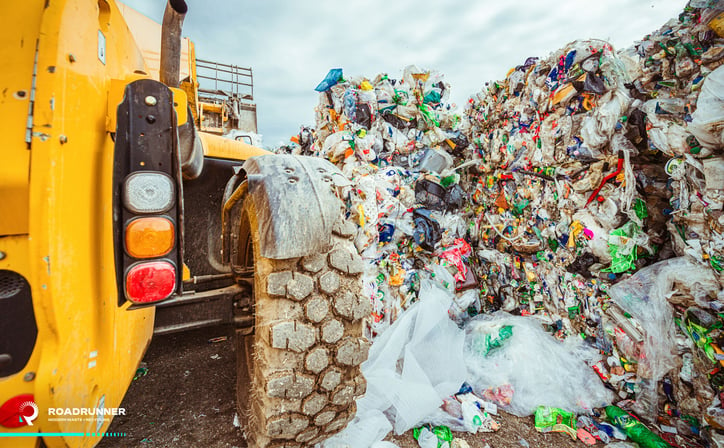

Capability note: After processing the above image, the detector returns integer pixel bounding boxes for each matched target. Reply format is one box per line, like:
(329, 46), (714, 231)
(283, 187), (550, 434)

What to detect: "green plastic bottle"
(605, 405), (672, 448)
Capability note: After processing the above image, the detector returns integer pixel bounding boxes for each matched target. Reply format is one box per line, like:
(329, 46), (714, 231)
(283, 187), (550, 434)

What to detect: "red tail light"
(125, 261), (176, 303)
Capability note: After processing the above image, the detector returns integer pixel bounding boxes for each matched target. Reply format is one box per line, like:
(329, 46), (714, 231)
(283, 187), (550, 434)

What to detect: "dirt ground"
(99, 326), (581, 448)
(98, 326), (242, 448)
(386, 413), (580, 448)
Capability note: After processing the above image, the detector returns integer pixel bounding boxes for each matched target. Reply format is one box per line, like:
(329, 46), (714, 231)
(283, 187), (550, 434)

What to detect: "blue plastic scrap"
(315, 68), (344, 92)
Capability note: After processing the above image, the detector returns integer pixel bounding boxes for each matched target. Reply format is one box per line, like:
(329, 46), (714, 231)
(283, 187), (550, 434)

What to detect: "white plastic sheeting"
(323, 279), (467, 447)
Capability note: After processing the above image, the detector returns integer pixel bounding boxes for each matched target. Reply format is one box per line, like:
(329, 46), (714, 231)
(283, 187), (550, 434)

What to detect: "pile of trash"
(298, 1), (724, 447)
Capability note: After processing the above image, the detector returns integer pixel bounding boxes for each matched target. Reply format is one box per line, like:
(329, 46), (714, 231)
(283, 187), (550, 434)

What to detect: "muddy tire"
(235, 198), (370, 448)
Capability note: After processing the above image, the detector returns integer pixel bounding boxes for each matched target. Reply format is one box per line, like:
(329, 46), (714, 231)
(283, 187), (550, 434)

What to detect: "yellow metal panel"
(0, 0), (46, 235)
(0, 2), (44, 442)
(201, 102), (224, 114)
(116, 2), (192, 82)
(187, 40), (199, 120)
(198, 131), (271, 161)
(169, 87), (188, 125)
(106, 75), (146, 131)
(0, 1), (155, 447)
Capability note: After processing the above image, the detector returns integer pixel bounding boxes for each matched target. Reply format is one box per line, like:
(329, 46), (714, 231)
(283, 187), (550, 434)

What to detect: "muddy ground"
(100, 326), (581, 448)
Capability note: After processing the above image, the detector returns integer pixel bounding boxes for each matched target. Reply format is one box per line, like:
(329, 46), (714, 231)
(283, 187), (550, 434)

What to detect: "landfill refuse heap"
(297, 1), (724, 447)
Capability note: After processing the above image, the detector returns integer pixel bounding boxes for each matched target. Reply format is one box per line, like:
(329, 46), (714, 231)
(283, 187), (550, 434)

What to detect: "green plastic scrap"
(548, 237), (559, 251)
(412, 425), (453, 447)
(568, 305), (580, 319)
(605, 405), (671, 448)
(634, 198), (648, 220)
(472, 325), (513, 356)
(418, 104), (440, 127)
(658, 41), (675, 57)
(711, 256), (723, 272)
(440, 174), (459, 188)
(133, 364), (149, 380)
(534, 406), (577, 439)
(533, 226), (543, 242)
(603, 221), (641, 274)
(392, 89), (408, 105)
(424, 90), (442, 104)
(512, 199), (530, 216)
(431, 426), (452, 443)
(684, 42), (702, 56)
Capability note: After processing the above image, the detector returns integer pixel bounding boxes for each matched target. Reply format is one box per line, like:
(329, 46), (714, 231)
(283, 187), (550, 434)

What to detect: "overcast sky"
(120, 0), (687, 147)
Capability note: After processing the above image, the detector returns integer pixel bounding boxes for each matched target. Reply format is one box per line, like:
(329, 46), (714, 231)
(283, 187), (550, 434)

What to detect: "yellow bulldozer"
(0, 0), (369, 446)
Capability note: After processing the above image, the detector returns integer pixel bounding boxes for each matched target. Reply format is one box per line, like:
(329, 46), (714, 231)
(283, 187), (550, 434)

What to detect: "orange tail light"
(125, 217), (175, 259)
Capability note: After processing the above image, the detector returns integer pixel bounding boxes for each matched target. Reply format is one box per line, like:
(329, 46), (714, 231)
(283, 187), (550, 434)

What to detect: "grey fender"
(241, 155), (347, 259)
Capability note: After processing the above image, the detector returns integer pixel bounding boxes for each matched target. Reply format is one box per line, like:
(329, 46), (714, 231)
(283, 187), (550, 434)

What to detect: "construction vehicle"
(194, 59), (258, 135)
(0, 0), (369, 447)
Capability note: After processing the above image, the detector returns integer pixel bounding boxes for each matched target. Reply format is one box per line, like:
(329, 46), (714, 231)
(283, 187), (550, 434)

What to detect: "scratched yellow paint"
(0, 1), (155, 447)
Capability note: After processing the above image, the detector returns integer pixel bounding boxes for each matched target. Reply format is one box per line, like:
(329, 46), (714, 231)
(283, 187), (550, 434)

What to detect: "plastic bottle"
(605, 405), (672, 448)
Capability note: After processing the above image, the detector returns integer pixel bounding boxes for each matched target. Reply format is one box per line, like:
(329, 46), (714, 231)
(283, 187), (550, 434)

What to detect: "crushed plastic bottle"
(605, 405), (672, 448)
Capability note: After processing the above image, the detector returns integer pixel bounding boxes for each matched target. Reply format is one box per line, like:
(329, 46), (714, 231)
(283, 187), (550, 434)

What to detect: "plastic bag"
(416, 428), (442, 448)
(464, 312), (613, 417)
(325, 281), (466, 447)
(580, 88), (632, 153)
(315, 68), (343, 92)
(356, 279), (467, 435)
(413, 209), (442, 251)
(423, 407), (467, 433)
(689, 65), (724, 150)
(703, 157), (724, 205)
(604, 221), (647, 273)
(413, 426), (451, 448)
(460, 400), (499, 433)
(321, 408), (392, 448)
(607, 257), (722, 419)
(419, 148), (454, 174)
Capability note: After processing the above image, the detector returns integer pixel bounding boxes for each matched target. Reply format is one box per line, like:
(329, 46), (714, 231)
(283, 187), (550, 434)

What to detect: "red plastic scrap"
(585, 156), (625, 207)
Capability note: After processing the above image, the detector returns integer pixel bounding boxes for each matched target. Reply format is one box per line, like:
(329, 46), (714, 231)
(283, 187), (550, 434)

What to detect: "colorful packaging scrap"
(309, 2), (724, 447)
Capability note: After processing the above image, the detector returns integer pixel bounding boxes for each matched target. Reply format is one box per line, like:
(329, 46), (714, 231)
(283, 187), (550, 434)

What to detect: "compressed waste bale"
(307, 2), (724, 446)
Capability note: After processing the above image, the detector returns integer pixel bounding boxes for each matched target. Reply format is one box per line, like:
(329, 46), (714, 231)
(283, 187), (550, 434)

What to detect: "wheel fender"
(241, 155), (347, 259)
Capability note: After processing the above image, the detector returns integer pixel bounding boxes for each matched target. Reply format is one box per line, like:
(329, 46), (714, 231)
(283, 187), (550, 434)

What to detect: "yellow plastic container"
(709, 11), (724, 37)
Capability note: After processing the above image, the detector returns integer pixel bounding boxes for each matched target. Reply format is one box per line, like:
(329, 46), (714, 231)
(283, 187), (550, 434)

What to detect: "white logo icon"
(19, 401), (39, 426)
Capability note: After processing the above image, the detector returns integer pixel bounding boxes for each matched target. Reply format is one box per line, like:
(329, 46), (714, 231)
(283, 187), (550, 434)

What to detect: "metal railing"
(196, 58), (253, 102)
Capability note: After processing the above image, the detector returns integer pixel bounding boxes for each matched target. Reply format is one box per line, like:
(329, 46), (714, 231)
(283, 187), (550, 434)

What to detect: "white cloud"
(120, 0), (687, 147)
